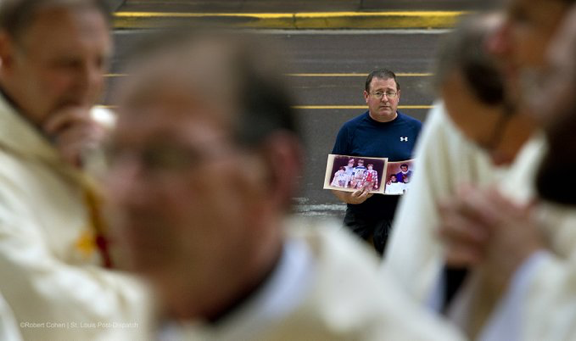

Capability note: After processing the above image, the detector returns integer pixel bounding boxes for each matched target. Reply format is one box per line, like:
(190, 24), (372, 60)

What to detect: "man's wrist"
(482, 246), (545, 295)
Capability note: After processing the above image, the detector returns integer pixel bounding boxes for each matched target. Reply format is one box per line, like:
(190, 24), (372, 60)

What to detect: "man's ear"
(260, 132), (303, 210)
(0, 31), (17, 71)
(363, 90), (370, 104)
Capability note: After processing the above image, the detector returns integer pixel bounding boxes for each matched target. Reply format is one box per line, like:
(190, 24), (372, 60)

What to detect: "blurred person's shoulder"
(280, 215), (465, 341)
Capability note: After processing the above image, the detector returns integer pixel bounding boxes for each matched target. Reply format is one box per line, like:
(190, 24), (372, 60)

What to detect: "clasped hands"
(438, 184), (545, 291)
(43, 106), (108, 168)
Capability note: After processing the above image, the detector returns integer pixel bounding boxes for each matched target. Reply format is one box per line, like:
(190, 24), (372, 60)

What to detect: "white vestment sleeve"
(382, 101), (499, 303)
(0, 293), (21, 341)
(478, 251), (550, 341)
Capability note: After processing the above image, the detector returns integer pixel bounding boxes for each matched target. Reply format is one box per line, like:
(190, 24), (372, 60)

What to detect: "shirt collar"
(0, 89), (60, 164)
(159, 238), (316, 341)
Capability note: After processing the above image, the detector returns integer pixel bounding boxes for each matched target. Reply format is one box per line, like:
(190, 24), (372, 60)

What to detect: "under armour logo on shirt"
(400, 137), (408, 142)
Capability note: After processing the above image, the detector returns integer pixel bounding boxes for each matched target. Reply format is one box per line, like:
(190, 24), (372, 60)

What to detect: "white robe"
(382, 102), (503, 303)
(161, 217), (466, 341)
(0, 293), (21, 340)
(383, 101), (576, 340)
(0, 96), (149, 340)
(479, 134), (576, 341)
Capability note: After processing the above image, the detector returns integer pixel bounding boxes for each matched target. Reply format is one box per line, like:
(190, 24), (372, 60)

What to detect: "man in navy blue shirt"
(331, 69), (422, 255)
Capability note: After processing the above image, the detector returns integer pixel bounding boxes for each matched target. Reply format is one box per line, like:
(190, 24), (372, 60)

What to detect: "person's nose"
(76, 59), (104, 101)
(106, 155), (148, 209)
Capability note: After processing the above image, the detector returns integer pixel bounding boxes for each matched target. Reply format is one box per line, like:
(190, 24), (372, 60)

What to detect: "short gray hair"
(434, 13), (504, 105)
(121, 29), (299, 148)
(0, 0), (111, 42)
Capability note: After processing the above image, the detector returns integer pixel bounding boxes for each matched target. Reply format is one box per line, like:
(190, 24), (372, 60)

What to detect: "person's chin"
(489, 151), (514, 166)
(379, 109), (395, 119)
(52, 98), (92, 113)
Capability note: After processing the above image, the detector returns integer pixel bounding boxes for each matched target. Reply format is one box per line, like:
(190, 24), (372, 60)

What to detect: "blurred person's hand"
(480, 189), (544, 293)
(44, 107), (107, 168)
(439, 185), (545, 291)
(438, 186), (489, 268)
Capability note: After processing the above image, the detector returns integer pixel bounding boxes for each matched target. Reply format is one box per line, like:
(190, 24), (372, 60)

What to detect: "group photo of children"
(324, 155), (386, 194)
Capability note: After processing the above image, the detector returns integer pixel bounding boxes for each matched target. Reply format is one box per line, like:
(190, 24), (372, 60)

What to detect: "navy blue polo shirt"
(331, 111), (422, 219)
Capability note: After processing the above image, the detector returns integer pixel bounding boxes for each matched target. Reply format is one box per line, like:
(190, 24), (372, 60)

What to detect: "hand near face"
(43, 107), (108, 168)
(438, 185), (545, 290)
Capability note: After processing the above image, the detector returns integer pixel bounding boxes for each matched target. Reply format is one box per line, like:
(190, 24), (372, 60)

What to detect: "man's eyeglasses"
(370, 91), (398, 100)
(105, 141), (233, 175)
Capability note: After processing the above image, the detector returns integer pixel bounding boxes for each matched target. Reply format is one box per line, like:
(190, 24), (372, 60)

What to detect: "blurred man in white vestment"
(0, 1), (148, 340)
(383, 13), (525, 307)
(385, 1), (576, 340)
(437, 4), (576, 340)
